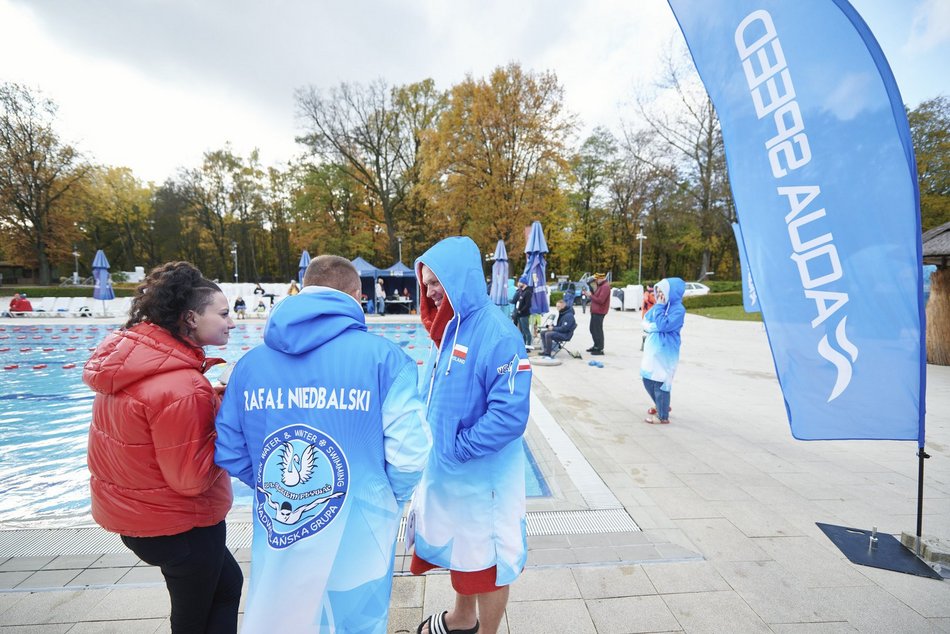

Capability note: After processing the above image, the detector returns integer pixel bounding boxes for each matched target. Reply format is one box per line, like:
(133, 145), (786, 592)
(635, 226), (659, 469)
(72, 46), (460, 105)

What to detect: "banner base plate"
(817, 523), (942, 580)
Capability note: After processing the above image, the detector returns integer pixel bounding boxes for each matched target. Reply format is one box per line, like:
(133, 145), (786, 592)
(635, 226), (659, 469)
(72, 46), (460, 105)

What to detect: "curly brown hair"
(125, 262), (222, 340)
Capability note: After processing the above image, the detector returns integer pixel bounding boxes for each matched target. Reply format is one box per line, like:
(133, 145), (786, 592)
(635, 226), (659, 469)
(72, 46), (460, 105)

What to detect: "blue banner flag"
(731, 223), (760, 313)
(669, 0), (925, 442)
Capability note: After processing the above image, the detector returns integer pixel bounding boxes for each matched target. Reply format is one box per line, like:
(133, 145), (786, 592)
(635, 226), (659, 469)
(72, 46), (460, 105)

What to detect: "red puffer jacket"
(83, 322), (233, 537)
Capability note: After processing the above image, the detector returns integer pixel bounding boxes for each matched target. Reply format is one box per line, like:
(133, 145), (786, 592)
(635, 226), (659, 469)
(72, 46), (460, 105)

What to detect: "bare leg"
(475, 586), (509, 634)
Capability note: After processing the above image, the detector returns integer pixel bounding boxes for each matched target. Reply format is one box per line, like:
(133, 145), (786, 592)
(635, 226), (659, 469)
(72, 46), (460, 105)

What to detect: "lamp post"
(397, 235), (403, 263)
(636, 230), (647, 285)
(230, 242), (238, 283)
(71, 246), (80, 285)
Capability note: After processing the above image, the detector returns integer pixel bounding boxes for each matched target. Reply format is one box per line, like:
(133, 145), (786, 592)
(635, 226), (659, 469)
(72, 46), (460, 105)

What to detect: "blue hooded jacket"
(410, 236), (531, 586)
(641, 277), (686, 391)
(214, 287), (430, 633)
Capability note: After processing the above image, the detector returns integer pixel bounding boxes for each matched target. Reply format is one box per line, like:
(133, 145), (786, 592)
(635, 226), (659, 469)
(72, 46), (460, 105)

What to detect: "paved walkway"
(1, 309), (948, 632)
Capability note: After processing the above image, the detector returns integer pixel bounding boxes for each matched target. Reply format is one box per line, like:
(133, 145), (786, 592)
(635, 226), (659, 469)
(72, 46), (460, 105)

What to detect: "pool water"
(0, 322), (548, 528)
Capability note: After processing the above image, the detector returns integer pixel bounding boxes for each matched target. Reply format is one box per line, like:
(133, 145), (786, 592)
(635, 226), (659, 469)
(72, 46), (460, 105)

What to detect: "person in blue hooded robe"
(214, 255), (431, 633)
(409, 236), (531, 634)
(641, 277), (686, 424)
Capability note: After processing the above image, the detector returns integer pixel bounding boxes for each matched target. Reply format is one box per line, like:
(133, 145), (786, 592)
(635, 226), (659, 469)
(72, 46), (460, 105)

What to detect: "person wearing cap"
(512, 274), (534, 350)
(411, 236), (531, 634)
(584, 273), (610, 355)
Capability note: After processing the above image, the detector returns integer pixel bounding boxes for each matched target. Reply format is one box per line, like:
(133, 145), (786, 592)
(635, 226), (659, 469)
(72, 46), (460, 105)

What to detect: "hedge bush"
(682, 291), (743, 308)
(0, 285), (136, 298)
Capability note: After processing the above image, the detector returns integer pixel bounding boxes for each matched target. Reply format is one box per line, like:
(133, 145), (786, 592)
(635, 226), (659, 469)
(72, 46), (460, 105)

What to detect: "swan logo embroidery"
(256, 424), (348, 549)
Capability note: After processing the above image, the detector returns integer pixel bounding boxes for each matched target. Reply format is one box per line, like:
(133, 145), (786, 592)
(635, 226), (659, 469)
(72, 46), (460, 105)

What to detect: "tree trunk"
(927, 269), (950, 365)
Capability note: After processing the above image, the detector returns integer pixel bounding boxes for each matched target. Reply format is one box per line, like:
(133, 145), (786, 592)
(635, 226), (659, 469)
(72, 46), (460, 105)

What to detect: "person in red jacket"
(584, 273), (611, 355)
(84, 261), (241, 633)
(7, 293), (33, 315)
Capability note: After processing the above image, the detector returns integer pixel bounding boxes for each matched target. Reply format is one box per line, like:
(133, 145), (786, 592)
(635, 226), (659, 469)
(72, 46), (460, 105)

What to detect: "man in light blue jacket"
(641, 277), (686, 424)
(215, 255), (431, 633)
(410, 236), (531, 634)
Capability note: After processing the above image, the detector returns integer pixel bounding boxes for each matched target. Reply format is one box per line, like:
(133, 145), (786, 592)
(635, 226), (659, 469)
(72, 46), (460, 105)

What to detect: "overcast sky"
(1, 0), (947, 184)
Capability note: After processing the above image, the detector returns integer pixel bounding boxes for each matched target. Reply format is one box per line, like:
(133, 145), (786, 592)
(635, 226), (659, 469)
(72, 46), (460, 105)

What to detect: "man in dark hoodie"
(511, 274), (534, 350)
(540, 300), (577, 359)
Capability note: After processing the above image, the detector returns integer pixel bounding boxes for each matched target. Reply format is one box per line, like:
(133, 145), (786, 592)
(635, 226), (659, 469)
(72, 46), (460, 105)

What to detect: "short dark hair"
(303, 255), (360, 295)
(125, 262), (221, 339)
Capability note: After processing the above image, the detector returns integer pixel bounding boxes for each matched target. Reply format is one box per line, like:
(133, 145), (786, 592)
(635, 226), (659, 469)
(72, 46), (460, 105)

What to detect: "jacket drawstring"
(445, 313), (461, 376)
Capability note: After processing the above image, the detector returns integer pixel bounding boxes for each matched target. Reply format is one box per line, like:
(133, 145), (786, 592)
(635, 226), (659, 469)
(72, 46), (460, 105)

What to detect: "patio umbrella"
(523, 221), (549, 314)
(489, 239), (509, 309)
(91, 249), (115, 316)
(298, 249), (311, 284)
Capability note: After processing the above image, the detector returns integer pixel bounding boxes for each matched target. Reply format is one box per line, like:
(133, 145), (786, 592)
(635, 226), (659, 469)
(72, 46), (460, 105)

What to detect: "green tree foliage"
(0, 83), (88, 283)
(909, 96), (950, 231)
(296, 79), (446, 264)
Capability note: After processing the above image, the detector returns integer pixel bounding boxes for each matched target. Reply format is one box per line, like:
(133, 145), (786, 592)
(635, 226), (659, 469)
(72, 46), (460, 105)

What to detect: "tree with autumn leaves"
(0, 77), (946, 287)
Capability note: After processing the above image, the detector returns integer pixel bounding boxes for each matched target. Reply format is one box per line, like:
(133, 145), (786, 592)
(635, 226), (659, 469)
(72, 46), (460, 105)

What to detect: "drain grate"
(525, 509), (639, 536)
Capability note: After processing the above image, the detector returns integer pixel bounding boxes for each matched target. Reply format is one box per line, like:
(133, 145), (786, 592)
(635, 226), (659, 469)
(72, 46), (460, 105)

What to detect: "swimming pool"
(0, 322), (548, 528)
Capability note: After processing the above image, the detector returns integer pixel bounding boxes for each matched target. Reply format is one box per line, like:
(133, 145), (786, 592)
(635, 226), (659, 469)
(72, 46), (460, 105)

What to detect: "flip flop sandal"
(417, 610), (480, 634)
(644, 417), (670, 424)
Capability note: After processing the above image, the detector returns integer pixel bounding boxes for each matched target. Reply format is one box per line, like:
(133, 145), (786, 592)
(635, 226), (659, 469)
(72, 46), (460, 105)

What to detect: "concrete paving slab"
(16, 568), (80, 589)
(68, 619), (165, 633)
(855, 565), (950, 618)
(587, 595), (682, 633)
(0, 556), (55, 573)
(661, 589), (771, 633)
(91, 587), (172, 621)
(390, 575), (425, 609)
(713, 560), (845, 624)
(642, 561), (731, 595)
(42, 554), (102, 571)
(505, 598), (596, 634)
(0, 587), (111, 627)
(825, 584), (938, 632)
(768, 623), (858, 632)
(754, 536), (873, 589)
(570, 564), (656, 599)
(674, 518), (771, 562)
(508, 567), (581, 602)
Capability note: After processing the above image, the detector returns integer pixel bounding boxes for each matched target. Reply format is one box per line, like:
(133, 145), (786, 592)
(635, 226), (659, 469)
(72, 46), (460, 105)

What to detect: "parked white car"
(682, 282), (710, 297)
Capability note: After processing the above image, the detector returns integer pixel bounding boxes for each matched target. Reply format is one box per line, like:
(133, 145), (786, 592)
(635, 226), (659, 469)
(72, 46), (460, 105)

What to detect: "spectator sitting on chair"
(233, 296), (247, 320)
(540, 300), (576, 359)
(255, 300), (266, 315)
(6, 293), (33, 316)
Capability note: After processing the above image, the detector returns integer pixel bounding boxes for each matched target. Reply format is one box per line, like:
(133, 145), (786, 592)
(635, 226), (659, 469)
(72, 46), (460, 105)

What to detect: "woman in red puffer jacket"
(84, 261), (241, 633)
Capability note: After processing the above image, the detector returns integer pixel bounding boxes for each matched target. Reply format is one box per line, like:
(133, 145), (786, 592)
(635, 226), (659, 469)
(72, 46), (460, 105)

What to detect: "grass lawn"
(688, 305), (762, 321)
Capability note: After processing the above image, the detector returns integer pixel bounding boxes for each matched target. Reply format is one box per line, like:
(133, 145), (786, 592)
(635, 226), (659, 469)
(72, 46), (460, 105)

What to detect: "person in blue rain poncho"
(409, 236), (531, 634)
(214, 255), (431, 634)
(641, 277), (686, 425)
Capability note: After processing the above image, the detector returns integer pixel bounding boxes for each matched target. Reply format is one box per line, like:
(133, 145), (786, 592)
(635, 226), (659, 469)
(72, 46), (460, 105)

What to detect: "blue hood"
(263, 288), (367, 354)
(415, 236), (491, 318)
(656, 277), (685, 306)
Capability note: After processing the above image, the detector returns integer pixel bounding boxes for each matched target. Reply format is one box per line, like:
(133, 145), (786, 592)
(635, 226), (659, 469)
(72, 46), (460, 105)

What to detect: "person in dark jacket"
(84, 262), (241, 633)
(540, 300), (577, 358)
(512, 275), (534, 349)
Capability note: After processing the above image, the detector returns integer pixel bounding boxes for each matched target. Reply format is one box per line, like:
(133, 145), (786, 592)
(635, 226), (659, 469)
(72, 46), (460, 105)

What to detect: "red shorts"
(410, 553), (502, 595)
